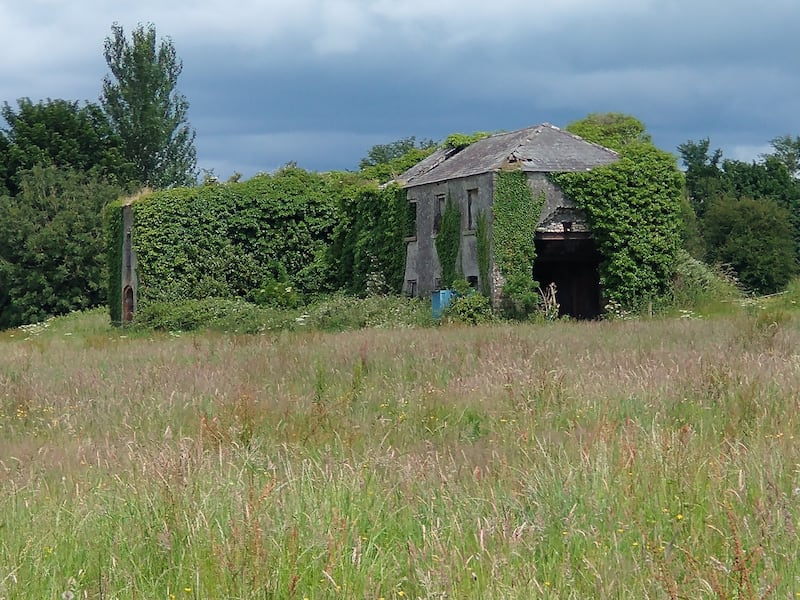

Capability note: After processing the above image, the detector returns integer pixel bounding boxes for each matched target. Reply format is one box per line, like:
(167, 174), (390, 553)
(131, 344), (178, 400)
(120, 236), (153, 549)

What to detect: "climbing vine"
(103, 199), (125, 324)
(493, 170), (544, 318)
(330, 182), (410, 295)
(551, 143), (683, 310)
(112, 166), (345, 308)
(475, 211), (490, 296)
(435, 195), (462, 289)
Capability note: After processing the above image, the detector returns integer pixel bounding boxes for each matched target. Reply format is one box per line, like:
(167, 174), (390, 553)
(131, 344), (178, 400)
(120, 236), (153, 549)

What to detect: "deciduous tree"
(101, 22), (197, 188)
(703, 196), (796, 293)
(0, 98), (131, 195)
(0, 165), (126, 328)
(768, 134), (800, 177)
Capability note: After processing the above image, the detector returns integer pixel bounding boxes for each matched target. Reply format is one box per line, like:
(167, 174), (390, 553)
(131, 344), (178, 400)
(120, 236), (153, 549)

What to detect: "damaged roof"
(398, 123), (619, 188)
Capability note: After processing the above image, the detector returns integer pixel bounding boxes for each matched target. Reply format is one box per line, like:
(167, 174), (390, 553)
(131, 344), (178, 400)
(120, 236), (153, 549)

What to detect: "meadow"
(1, 304), (799, 599)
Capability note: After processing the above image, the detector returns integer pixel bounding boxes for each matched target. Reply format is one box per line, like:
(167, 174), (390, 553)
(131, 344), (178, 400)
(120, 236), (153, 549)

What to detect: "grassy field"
(1, 305), (800, 599)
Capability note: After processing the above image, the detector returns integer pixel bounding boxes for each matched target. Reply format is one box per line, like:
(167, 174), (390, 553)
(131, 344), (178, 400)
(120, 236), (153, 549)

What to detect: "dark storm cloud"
(2, 0), (798, 176)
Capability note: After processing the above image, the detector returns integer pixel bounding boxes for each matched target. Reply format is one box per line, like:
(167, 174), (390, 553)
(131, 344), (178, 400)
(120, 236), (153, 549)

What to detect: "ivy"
(104, 198), (125, 324)
(493, 170), (544, 318)
(120, 166), (344, 308)
(551, 143), (683, 310)
(435, 195), (462, 288)
(475, 211), (490, 296)
(330, 182), (410, 295)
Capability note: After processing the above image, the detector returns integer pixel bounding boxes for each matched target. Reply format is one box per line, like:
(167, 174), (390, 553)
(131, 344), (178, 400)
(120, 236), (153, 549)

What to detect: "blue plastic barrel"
(431, 289), (454, 319)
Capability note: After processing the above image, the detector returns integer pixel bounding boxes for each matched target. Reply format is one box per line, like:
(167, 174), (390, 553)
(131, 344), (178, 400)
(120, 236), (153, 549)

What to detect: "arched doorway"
(123, 286), (135, 323)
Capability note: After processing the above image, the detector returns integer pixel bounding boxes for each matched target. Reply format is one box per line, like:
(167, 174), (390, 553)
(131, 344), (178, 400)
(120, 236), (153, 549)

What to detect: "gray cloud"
(1, 0), (798, 177)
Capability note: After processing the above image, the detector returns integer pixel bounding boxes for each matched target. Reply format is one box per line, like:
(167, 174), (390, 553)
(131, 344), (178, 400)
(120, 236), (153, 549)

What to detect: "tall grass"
(1, 308), (799, 598)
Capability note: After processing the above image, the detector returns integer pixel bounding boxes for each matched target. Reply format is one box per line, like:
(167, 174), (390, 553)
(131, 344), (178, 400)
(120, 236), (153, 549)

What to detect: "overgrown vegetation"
(2, 304), (799, 597)
(330, 182), (410, 295)
(553, 140), (684, 311)
(0, 165), (126, 328)
(493, 170), (544, 318)
(133, 293), (433, 333)
(434, 195), (462, 289)
(443, 279), (494, 325)
(444, 131), (492, 150)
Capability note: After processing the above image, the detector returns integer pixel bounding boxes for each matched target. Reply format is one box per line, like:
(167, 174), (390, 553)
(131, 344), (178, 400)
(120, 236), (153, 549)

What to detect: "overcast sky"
(2, 0), (798, 179)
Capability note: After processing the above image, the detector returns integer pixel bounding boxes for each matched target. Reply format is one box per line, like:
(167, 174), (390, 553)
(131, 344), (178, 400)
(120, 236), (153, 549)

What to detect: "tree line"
(678, 135), (800, 293)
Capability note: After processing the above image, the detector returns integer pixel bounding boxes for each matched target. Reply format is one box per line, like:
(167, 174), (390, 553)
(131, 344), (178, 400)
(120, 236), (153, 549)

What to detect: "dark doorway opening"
(123, 286), (135, 323)
(534, 233), (602, 319)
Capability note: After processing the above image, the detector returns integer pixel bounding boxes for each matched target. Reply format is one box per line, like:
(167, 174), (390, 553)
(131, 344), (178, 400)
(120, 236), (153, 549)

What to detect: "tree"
(768, 134), (800, 177)
(101, 22), (197, 188)
(0, 165), (126, 328)
(677, 138), (724, 217)
(0, 98), (132, 195)
(359, 136), (435, 169)
(359, 136), (437, 184)
(566, 112), (651, 151)
(703, 196), (796, 294)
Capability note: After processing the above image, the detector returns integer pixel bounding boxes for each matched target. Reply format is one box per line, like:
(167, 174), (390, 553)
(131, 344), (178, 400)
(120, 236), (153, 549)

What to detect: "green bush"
(303, 294), (433, 331)
(0, 165), (126, 328)
(133, 294), (434, 334)
(703, 196), (797, 294)
(444, 291), (494, 325)
(670, 250), (741, 310)
(134, 297), (294, 333)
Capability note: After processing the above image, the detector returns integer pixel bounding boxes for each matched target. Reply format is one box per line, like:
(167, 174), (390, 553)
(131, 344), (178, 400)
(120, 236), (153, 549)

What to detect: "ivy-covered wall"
(103, 198), (125, 324)
(330, 182), (411, 295)
(493, 170), (545, 317)
(105, 167), (415, 321)
(126, 167), (340, 306)
(434, 195), (461, 288)
(551, 143), (683, 309)
(402, 173), (493, 294)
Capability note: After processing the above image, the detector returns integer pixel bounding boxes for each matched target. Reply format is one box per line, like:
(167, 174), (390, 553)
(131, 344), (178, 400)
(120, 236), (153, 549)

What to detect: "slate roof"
(398, 123), (619, 188)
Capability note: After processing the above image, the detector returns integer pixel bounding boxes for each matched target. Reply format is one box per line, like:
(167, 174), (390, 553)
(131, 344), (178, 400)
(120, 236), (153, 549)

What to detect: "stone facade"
(402, 172), (494, 295)
(402, 171), (592, 300)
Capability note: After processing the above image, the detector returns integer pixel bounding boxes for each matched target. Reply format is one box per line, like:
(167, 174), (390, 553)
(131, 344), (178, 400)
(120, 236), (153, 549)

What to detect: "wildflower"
(675, 513), (684, 521)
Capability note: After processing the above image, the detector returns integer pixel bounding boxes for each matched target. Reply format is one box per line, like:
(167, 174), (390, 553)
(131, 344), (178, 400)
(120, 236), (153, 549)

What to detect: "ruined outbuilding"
(397, 123), (619, 319)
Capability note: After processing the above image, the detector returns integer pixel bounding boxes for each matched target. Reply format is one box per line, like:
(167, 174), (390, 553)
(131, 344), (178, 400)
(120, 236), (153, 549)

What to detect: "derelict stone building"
(397, 123), (619, 319)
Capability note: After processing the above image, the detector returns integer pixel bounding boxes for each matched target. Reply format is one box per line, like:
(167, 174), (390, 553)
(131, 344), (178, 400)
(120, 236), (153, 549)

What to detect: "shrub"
(133, 294), (434, 333)
(133, 297), (295, 333)
(703, 196), (797, 294)
(303, 294), (433, 331)
(670, 250), (741, 310)
(444, 291), (494, 325)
